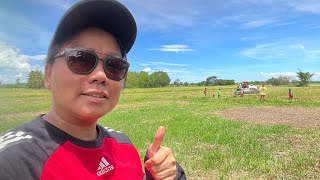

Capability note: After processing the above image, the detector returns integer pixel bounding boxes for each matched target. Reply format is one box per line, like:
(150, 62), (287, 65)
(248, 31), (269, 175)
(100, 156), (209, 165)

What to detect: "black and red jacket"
(0, 115), (185, 179)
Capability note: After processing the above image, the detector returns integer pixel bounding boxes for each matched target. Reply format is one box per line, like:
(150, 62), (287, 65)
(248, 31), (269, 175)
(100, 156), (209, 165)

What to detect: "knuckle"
(162, 146), (171, 154)
(150, 158), (158, 165)
(171, 159), (177, 166)
(154, 174), (161, 180)
(172, 164), (177, 171)
(151, 157), (160, 165)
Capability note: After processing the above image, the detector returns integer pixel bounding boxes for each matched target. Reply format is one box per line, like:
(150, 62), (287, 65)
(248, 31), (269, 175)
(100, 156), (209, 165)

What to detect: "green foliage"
(249, 80), (267, 85)
(15, 78), (21, 88)
(267, 76), (291, 86)
(27, 69), (44, 89)
(137, 71), (150, 88)
(205, 76), (218, 86)
(125, 71), (140, 88)
(205, 76), (235, 86)
(149, 71), (170, 87)
(216, 79), (235, 86)
(296, 70), (314, 87)
(125, 71), (170, 88)
(173, 79), (182, 86)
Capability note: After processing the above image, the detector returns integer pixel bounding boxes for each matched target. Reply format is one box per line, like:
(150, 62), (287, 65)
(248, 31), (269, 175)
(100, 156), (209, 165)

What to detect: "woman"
(0, 0), (185, 179)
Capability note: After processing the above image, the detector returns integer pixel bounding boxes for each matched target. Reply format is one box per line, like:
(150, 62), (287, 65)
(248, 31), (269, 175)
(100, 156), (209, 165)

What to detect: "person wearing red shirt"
(0, 1), (185, 179)
(288, 88), (294, 100)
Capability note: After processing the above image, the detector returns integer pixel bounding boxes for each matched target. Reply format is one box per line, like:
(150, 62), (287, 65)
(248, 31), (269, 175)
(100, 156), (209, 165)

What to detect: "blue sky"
(1, 0), (320, 84)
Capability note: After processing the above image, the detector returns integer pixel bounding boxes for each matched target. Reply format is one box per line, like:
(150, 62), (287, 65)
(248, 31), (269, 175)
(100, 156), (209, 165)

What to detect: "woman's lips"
(81, 90), (109, 102)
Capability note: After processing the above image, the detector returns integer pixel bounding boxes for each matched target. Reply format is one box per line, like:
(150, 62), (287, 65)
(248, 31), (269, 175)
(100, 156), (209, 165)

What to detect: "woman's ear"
(44, 64), (52, 89)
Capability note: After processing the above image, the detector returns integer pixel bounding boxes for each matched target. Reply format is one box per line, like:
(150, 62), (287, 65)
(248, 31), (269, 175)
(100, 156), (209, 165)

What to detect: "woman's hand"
(145, 127), (177, 180)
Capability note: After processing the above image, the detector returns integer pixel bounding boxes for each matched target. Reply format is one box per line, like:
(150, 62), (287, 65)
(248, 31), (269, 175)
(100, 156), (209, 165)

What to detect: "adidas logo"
(97, 157), (114, 176)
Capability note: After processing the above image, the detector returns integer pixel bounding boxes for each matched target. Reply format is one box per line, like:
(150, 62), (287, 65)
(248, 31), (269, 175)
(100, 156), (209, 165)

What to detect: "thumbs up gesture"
(145, 126), (177, 180)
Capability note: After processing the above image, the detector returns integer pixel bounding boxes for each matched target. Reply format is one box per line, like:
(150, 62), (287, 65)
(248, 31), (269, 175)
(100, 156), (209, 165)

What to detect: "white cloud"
(149, 62), (189, 66)
(260, 72), (298, 79)
(0, 43), (30, 70)
(122, 0), (204, 30)
(0, 41), (45, 84)
(287, 0), (320, 14)
(30, 0), (73, 10)
(161, 69), (191, 73)
(314, 72), (320, 80)
(241, 41), (320, 62)
(242, 19), (277, 28)
(26, 55), (47, 61)
(149, 44), (195, 53)
(141, 67), (152, 72)
(240, 36), (266, 41)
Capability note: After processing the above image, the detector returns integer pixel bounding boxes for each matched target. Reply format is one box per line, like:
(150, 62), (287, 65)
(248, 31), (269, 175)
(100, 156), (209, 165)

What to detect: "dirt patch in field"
(216, 107), (320, 128)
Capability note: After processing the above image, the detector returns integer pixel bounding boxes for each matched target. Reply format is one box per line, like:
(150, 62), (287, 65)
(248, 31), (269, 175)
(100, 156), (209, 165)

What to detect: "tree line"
(15, 70), (171, 89)
(125, 71), (171, 88)
(4, 69), (316, 89)
(253, 70), (315, 87)
(172, 76), (235, 86)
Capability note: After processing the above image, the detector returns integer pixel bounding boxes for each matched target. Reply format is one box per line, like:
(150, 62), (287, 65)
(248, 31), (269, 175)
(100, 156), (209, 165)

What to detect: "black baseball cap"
(48, 0), (137, 54)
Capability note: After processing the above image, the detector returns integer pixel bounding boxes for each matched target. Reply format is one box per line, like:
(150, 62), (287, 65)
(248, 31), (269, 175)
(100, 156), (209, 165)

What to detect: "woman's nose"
(87, 60), (108, 85)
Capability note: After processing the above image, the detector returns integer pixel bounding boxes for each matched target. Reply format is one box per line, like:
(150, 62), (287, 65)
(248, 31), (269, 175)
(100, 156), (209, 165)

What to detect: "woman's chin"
(75, 111), (107, 124)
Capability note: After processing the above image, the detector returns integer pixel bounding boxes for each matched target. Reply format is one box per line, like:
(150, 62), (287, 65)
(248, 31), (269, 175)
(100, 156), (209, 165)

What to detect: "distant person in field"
(259, 84), (267, 101)
(212, 92), (216, 98)
(204, 87), (207, 97)
(217, 89), (221, 98)
(0, 1), (185, 179)
(288, 88), (294, 100)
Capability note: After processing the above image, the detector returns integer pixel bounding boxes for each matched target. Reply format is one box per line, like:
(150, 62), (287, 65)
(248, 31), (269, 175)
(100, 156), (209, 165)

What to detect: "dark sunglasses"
(54, 48), (130, 81)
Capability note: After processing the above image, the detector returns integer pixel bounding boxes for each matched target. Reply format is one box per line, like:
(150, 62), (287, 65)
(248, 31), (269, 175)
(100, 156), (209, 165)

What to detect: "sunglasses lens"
(104, 59), (128, 81)
(67, 50), (96, 74)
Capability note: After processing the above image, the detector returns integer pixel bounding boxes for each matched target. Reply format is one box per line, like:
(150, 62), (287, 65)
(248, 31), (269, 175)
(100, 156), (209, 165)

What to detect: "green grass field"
(1, 85), (320, 179)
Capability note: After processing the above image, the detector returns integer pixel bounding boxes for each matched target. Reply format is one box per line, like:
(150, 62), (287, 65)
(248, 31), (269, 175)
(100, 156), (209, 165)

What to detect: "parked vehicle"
(234, 81), (259, 95)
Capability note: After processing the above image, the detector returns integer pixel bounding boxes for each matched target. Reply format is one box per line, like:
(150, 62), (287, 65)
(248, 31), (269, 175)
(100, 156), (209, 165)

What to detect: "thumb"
(148, 126), (165, 158)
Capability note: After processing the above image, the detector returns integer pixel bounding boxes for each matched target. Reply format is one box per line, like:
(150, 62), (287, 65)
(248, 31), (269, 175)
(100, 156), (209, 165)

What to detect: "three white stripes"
(0, 131), (32, 150)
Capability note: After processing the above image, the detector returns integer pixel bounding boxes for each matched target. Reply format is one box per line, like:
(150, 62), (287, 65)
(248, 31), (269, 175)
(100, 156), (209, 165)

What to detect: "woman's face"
(45, 28), (124, 125)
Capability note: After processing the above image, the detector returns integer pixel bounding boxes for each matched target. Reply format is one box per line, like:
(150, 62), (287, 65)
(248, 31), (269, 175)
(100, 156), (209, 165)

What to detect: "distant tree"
(267, 76), (291, 86)
(278, 76), (291, 85)
(150, 71), (170, 87)
(125, 71), (171, 88)
(249, 81), (266, 85)
(15, 78), (21, 88)
(27, 70), (44, 88)
(137, 71), (150, 88)
(205, 76), (217, 86)
(204, 76), (234, 86)
(216, 79), (235, 86)
(173, 79), (181, 86)
(125, 71), (139, 88)
(296, 70), (314, 86)
(197, 81), (205, 86)
(160, 71), (171, 87)
(267, 77), (280, 86)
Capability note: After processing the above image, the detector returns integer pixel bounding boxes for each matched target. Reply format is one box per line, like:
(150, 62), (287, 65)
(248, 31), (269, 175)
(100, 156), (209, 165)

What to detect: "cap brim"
(49, 0), (137, 54)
